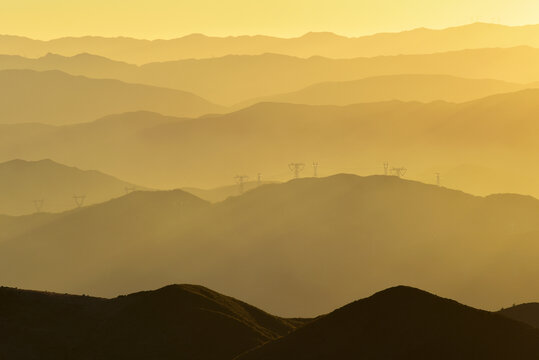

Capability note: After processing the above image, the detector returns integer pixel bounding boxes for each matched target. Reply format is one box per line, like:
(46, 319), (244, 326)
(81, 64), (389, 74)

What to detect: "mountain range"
(1, 89), (539, 195)
(0, 69), (223, 124)
(2, 174), (539, 316)
(3, 23), (539, 64)
(2, 284), (539, 359)
(238, 74), (533, 108)
(2, 47), (539, 104)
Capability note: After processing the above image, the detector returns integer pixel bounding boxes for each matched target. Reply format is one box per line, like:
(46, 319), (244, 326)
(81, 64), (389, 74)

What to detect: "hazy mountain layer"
(236, 286), (539, 360)
(3, 23), (539, 64)
(2, 47), (539, 104)
(0, 69), (222, 124)
(238, 74), (530, 108)
(0, 284), (300, 360)
(0, 159), (142, 215)
(2, 175), (539, 316)
(1, 90), (539, 196)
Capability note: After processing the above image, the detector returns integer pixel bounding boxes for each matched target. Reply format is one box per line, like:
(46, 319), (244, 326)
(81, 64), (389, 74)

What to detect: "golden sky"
(2, 0), (539, 39)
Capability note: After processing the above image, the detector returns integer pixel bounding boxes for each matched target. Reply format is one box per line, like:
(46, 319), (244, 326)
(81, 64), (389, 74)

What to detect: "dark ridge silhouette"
(0, 158), (142, 215)
(3, 23), (539, 63)
(0, 284), (301, 359)
(2, 174), (539, 316)
(3, 47), (539, 104)
(499, 303), (539, 329)
(0, 69), (223, 125)
(236, 286), (539, 360)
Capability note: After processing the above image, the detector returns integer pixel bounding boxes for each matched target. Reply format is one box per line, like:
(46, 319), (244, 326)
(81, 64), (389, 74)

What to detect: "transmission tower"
(435, 173), (441, 187)
(312, 162), (319, 177)
(33, 199), (44, 213)
(125, 186), (137, 194)
(383, 162), (389, 176)
(391, 167), (407, 178)
(257, 173), (262, 186)
(73, 195), (86, 208)
(235, 175), (249, 194)
(288, 163), (305, 178)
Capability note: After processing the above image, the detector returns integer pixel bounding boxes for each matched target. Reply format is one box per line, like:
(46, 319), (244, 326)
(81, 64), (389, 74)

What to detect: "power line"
(391, 167), (407, 178)
(235, 175), (249, 194)
(73, 195), (86, 208)
(33, 199), (44, 213)
(288, 163), (305, 179)
(312, 162), (319, 177)
(383, 162), (389, 176)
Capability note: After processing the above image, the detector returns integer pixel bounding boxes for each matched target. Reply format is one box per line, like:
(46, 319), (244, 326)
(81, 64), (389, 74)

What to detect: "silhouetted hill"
(3, 47), (539, 104)
(499, 303), (539, 329)
(0, 69), (223, 124)
(236, 286), (539, 360)
(239, 74), (529, 107)
(3, 23), (539, 63)
(0, 159), (142, 215)
(2, 174), (539, 316)
(0, 284), (300, 359)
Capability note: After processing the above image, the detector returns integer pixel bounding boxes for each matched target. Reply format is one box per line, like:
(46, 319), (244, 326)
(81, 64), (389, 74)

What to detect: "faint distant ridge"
(0, 69), (223, 125)
(236, 286), (539, 360)
(0, 158), (141, 215)
(3, 47), (539, 104)
(237, 74), (531, 107)
(3, 23), (539, 63)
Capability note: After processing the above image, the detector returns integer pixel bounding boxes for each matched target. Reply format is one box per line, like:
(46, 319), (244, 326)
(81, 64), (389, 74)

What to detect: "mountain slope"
(236, 286), (539, 360)
(499, 303), (539, 329)
(3, 23), (539, 63)
(0, 284), (300, 360)
(239, 74), (529, 107)
(0, 159), (141, 215)
(2, 175), (539, 316)
(0, 69), (223, 124)
(3, 47), (539, 104)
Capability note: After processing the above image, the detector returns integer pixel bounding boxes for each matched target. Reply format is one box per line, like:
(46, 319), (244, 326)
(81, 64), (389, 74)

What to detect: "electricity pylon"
(33, 199), (44, 213)
(383, 162), (389, 176)
(73, 195), (86, 208)
(391, 167), (407, 178)
(435, 173), (441, 187)
(312, 162), (319, 177)
(125, 186), (137, 194)
(235, 175), (249, 194)
(257, 173), (262, 186)
(288, 163), (305, 178)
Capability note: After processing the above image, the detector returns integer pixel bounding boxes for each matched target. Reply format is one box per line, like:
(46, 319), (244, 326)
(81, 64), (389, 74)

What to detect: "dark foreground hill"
(499, 303), (539, 329)
(236, 286), (539, 360)
(0, 284), (300, 360)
